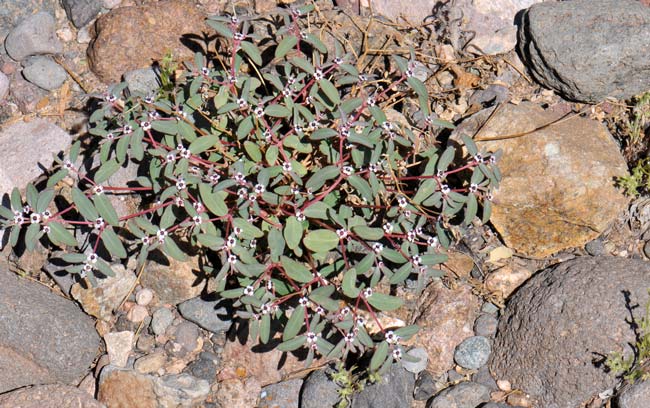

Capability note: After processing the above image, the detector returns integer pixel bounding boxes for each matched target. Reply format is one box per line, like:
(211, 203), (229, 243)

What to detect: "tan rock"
(87, 0), (211, 83)
(215, 377), (262, 408)
(98, 369), (156, 408)
(507, 392), (533, 407)
(441, 250), (475, 278)
(126, 304), (149, 323)
(140, 254), (204, 305)
(104, 331), (134, 368)
(134, 352), (167, 374)
(454, 102), (629, 257)
(484, 265), (532, 298)
(71, 264), (136, 321)
(411, 281), (481, 377)
(78, 372), (96, 397)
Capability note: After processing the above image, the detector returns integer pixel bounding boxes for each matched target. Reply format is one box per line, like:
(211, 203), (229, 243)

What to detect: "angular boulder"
(455, 102), (628, 257)
(518, 0), (650, 102)
(490, 257), (650, 408)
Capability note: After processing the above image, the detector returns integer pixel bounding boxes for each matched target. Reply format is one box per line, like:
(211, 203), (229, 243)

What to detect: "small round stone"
(173, 321), (199, 352)
(126, 304), (149, 323)
(481, 302), (499, 314)
(454, 336), (492, 370)
(401, 347), (428, 374)
(643, 240), (650, 259)
(151, 307), (174, 336)
(135, 288), (154, 306)
(413, 371), (436, 401)
(473, 314), (499, 337)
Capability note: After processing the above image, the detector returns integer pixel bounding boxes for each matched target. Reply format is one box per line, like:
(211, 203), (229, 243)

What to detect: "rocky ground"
(1, 0), (650, 407)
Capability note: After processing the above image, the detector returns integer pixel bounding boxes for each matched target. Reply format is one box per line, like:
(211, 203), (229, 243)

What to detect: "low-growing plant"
(607, 292), (650, 382)
(617, 157), (650, 197)
(0, 5), (500, 374)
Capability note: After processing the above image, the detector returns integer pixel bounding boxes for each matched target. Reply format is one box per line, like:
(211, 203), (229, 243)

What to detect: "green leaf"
(275, 36), (298, 59)
(305, 166), (339, 192)
(264, 104), (291, 118)
(283, 305), (305, 341)
(93, 193), (120, 226)
(240, 41), (262, 65)
(163, 237), (188, 262)
(389, 263), (413, 284)
(309, 286), (339, 311)
(197, 233), (224, 249)
(370, 341), (389, 372)
(437, 146), (455, 173)
(464, 193), (478, 225)
(303, 202), (331, 220)
(381, 248), (407, 264)
(236, 116), (254, 139)
(10, 187), (22, 211)
(277, 335), (306, 352)
(0, 205), (13, 220)
(461, 134), (478, 156)
(347, 175), (373, 202)
(482, 199), (492, 224)
(342, 268), (360, 298)
(284, 216), (303, 250)
(25, 222), (41, 251)
(318, 79), (341, 105)
(394, 325), (419, 340)
(260, 313), (271, 344)
(233, 218), (264, 239)
(291, 57), (315, 74)
(243, 141), (262, 162)
(268, 228), (285, 261)
(304, 33), (327, 53)
(420, 253), (448, 265)
(46, 168), (69, 188)
(367, 293), (404, 311)
(206, 20), (233, 38)
(189, 134), (218, 154)
(95, 259), (116, 277)
(95, 159), (121, 184)
(412, 179), (436, 205)
(351, 225), (384, 240)
(199, 183), (228, 217)
(309, 128), (338, 140)
(407, 76), (428, 99)
(280, 256), (312, 283)
(101, 228), (127, 258)
(71, 188), (98, 221)
(36, 189), (55, 213)
(303, 229), (339, 253)
(47, 222), (77, 247)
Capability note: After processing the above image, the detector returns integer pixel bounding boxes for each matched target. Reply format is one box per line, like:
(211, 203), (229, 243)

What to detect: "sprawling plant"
(0, 5), (500, 373)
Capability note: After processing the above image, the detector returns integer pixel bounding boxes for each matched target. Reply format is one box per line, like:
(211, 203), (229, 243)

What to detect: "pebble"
(104, 331), (134, 368)
(152, 374), (210, 407)
(413, 371), (437, 401)
(473, 314), (498, 337)
(300, 368), (342, 408)
(585, 239), (606, 256)
(454, 336), (492, 370)
(402, 347), (429, 374)
(258, 378), (303, 408)
(151, 307), (174, 336)
(472, 366), (498, 390)
(187, 356), (217, 381)
(102, 0), (122, 8)
(61, 0), (103, 28)
(135, 288), (154, 306)
(173, 321), (200, 352)
(76, 24), (93, 44)
(56, 27), (75, 43)
(0, 72), (8, 101)
(126, 304), (149, 323)
(426, 382), (491, 408)
(134, 352), (166, 374)
(481, 302), (499, 315)
(507, 392), (532, 407)
(4, 12), (63, 61)
(497, 379), (512, 392)
(177, 296), (233, 334)
(123, 67), (160, 96)
(136, 333), (155, 353)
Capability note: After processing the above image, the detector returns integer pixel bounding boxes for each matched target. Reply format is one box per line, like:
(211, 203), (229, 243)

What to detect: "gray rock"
(517, 0), (650, 102)
(8, 70), (48, 113)
(469, 84), (509, 108)
(22, 55), (67, 90)
(0, 71), (8, 101)
(0, 384), (105, 407)
(490, 257), (650, 408)
(173, 321), (200, 352)
(187, 355), (218, 381)
(61, 0), (103, 28)
(259, 378), (303, 408)
(402, 347), (429, 374)
(123, 67), (160, 96)
(480, 404), (510, 408)
(447, 369), (464, 383)
(0, 267), (100, 392)
(152, 373), (210, 407)
(300, 368), (341, 408)
(481, 302), (499, 315)
(586, 239), (606, 256)
(352, 363), (415, 408)
(454, 336), (491, 370)
(4, 12), (62, 61)
(0, 0), (58, 39)
(471, 366), (497, 391)
(414, 371), (437, 401)
(178, 296), (232, 334)
(473, 314), (498, 338)
(426, 382), (491, 408)
(617, 380), (650, 408)
(151, 307), (174, 336)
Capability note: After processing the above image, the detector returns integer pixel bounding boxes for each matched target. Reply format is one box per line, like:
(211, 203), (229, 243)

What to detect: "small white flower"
(250, 239), (257, 249)
(227, 235), (236, 248)
(382, 121), (393, 131)
(233, 32), (245, 40)
(404, 210), (412, 218)
(156, 228), (168, 243)
(363, 288), (373, 298)
(144, 95), (155, 104)
(340, 307), (350, 316)
(308, 120), (319, 130)
(345, 332), (355, 343)
(141, 121), (151, 131)
(229, 75), (237, 84)
(407, 230), (416, 242)
(193, 202), (204, 212)
(315, 305), (325, 315)
(405, 68), (414, 78)
(469, 183), (478, 193)
(176, 177), (187, 190)
(260, 303), (272, 315)
(174, 196), (183, 207)
(412, 254), (422, 265)
(282, 88), (292, 97)
(237, 98), (248, 109)
(141, 236), (151, 245)
(234, 172), (245, 183)
(244, 285), (255, 296)
(30, 213), (41, 224)
(237, 188), (248, 199)
(300, 31), (308, 40)
(293, 124), (303, 133)
(342, 166), (353, 176)
(233, 227), (243, 236)
(372, 242), (384, 254)
(427, 236), (439, 247)
(263, 129), (273, 142)
(334, 57), (343, 65)
(266, 280), (273, 290)
(166, 153), (176, 163)
(392, 348), (403, 360)
(440, 184), (451, 195)
(105, 93), (117, 103)
(254, 106), (264, 117)
(287, 75), (296, 85)
(486, 191), (494, 201)
(313, 69), (324, 81)
(358, 74), (368, 82)
(282, 162), (293, 172)
(296, 210), (305, 222)
(209, 173), (221, 184)
(123, 125), (133, 134)
(94, 217), (105, 230)
(192, 215), (202, 225)
(86, 253), (98, 264)
(306, 332), (317, 344)
(248, 194), (257, 202)
(64, 160), (75, 170)
(179, 148), (191, 159)
(201, 66), (210, 75)
(106, 132), (115, 140)
(339, 127), (350, 138)
(385, 330), (399, 344)
(356, 315), (365, 326)
(299, 297), (309, 306)
(336, 228), (348, 239)
(368, 163), (379, 173)
(291, 186), (301, 195)
(82, 262), (93, 273)
(489, 155), (497, 164)
(42, 225), (51, 233)
(254, 184), (265, 194)
(228, 254), (238, 264)
(147, 110), (160, 119)
(397, 196), (408, 208)
(230, 15), (239, 24)
(415, 227), (423, 235)
(93, 185), (104, 195)
(473, 153), (484, 163)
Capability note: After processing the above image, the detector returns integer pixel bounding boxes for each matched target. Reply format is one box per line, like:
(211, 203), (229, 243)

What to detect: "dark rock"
(187, 356), (217, 381)
(426, 382), (491, 408)
(585, 238), (606, 256)
(351, 363), (415, 408)
(300, 367), (341, 408)
(469, 84), (510, 108)
(178, 296), (232, 334)
(490, 257), (650, 408)
(22, 55), (67, 90)
(172, 321), (200, 353)
(61, 0), (103, 28)
(259, 378), (303, 408)
(414, 370), (437, 401)
(0, 267), (100, 392)
(517, 0), (650, 102)
(0, 384), (105, 407)
(454, 336), (491, 370)
(472, 366), (497, 391)
(4, 12), (62, 61)
(617, 380), (650, 408)
(473, 314), (498, 338)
